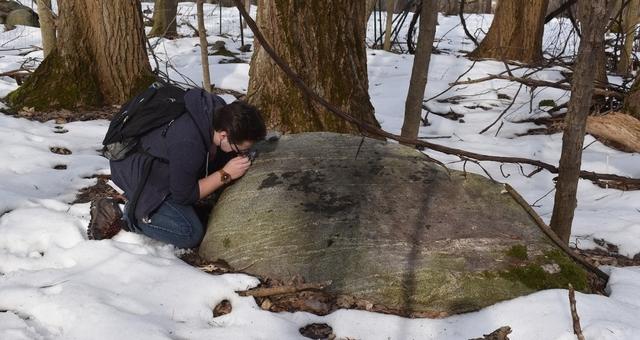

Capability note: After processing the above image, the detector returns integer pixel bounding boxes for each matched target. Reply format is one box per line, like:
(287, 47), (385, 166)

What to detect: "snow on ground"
(0, 4), (639, 339)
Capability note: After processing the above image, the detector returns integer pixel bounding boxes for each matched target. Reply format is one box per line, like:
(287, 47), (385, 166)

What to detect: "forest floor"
(0, 3), (639, 340)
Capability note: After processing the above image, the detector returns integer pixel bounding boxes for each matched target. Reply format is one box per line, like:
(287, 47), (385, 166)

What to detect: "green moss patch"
(499, 250), (588, 291)
(506, 244), (528, 260)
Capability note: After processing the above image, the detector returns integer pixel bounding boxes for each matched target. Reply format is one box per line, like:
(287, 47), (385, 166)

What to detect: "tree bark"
(366, 0), (378, 21)
(36, 0), (56, 58)
(246, 0), (379, 134)
(550, 0), (610, 244)
(482, 0), (493, 14)
(617, 0), (639, 75)
(468, 0), (549, 64)
(242, 0), (251, 29)
(7, 0), (153, 111)
(149, 0), (179, 38)
(441, 0), (458, 16)
(401, 0), (438, 141)
(624, 76), (640, 118)
(384, 0), (395, 51)
(197, 0), (212, 92)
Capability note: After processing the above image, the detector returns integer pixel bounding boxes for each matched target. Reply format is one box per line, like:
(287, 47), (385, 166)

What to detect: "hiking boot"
(87, 197), (125, 240)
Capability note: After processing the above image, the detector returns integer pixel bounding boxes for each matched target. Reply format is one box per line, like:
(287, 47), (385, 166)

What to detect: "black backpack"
(102, 81), (189, 231)
(102, 81), (187, 161)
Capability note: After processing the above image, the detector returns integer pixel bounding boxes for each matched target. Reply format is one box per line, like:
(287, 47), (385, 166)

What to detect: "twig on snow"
(568, 284), (586, 340)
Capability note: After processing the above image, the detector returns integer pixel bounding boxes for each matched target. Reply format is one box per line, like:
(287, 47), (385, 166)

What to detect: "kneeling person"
(88, 88), (266, 248)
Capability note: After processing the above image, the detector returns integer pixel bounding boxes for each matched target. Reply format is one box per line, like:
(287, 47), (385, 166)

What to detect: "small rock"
(211, 40), (226, 50)
(260, 298), (273, 310)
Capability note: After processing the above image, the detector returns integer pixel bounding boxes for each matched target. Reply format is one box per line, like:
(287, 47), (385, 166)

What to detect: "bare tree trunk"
(400, 0), (438, 141)
(617, 0), (639, 75)
(623, 77), (640, 119)
(595, 42), (609, 85)
(483, 0), (492, 14)
(197, 0), (212, 92)
(395, 0), (410, 13)
(247, 0), (379, 134)
(7, 0), (153, 111)
(550, 0), (610, 244)
(242, 0), (251, 29)
(36, 0), (56, 58)
(441, 0), (458, 16)
(149, 0), (179, 38)
(384, 0), (395, 51)
(468, 0), (549, 64)
(366, 0), (378, 21)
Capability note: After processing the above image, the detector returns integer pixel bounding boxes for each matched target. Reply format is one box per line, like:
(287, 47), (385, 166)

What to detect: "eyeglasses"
(230, 139), (257, 162)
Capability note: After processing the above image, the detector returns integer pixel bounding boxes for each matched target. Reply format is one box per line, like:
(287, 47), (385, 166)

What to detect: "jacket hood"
(184, 88), (227, 150)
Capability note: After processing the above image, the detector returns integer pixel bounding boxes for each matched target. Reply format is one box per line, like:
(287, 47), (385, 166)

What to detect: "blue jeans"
(124, 200), (205, 249)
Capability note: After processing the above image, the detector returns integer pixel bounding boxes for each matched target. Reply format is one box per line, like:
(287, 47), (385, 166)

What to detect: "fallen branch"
(0, 69), (31, 77)
(181, 20), (199, 37)
(237, 281), (332, 298)
(452, 74), (624, 99)
(232, 0), (640, 190)
(568, 284), (586, 340)
(505, 183), (609, 282)
(479, 83), (523, 134)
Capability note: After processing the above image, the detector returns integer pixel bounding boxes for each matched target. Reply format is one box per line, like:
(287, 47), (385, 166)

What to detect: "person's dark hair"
(213, 101), (266, 143)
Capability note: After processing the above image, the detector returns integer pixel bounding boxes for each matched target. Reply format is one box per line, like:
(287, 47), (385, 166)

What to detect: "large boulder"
(0, 0), (28, 14)
(4, 6), (39, 30)
(199, 132), (589, 315)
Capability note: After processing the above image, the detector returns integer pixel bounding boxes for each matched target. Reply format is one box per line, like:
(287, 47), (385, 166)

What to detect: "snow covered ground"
(0, 4), (639, 339)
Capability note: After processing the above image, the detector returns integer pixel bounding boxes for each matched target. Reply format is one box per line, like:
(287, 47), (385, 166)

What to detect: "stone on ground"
(199, 132), (588, 315)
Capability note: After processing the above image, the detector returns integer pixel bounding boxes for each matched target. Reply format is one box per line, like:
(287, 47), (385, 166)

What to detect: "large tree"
(149, 0), (179, 38)
(36, 0), (56, 58)
(468, 0), (549, 64)
(7, 0), (154, 111)
(246, 0), (379, 133)
(550, 0), (611, 243)
(616, 0), (639, 75)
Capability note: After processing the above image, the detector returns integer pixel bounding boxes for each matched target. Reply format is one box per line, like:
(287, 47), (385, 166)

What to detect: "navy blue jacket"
(110, 88), (226, 220)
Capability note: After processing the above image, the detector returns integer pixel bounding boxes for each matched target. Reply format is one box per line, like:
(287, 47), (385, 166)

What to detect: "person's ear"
(219, 130), (228, 140)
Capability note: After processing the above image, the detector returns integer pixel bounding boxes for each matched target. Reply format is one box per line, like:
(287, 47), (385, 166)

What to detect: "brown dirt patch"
(2, 106), (119, 123)
(73, 175), (120, 204)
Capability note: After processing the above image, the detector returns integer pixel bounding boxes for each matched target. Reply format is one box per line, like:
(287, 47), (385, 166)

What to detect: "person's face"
(216, 131), (254, 154)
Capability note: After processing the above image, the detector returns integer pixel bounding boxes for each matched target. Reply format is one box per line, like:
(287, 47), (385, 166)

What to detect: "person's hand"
(222, 156), (251, 180)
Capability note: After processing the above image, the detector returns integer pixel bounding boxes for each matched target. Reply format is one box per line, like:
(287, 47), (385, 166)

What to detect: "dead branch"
(237, 281), (332, 298)
(0, 69), (31, 77)
(232, 0), (640, 190)
(479, 83), (524, 134)
(181, 20), (199, 37)
(568, 284), (586, 340)
(459, 0), (479, 47)
(452, 74), (624, 99)
(505, 183), (609, 282)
